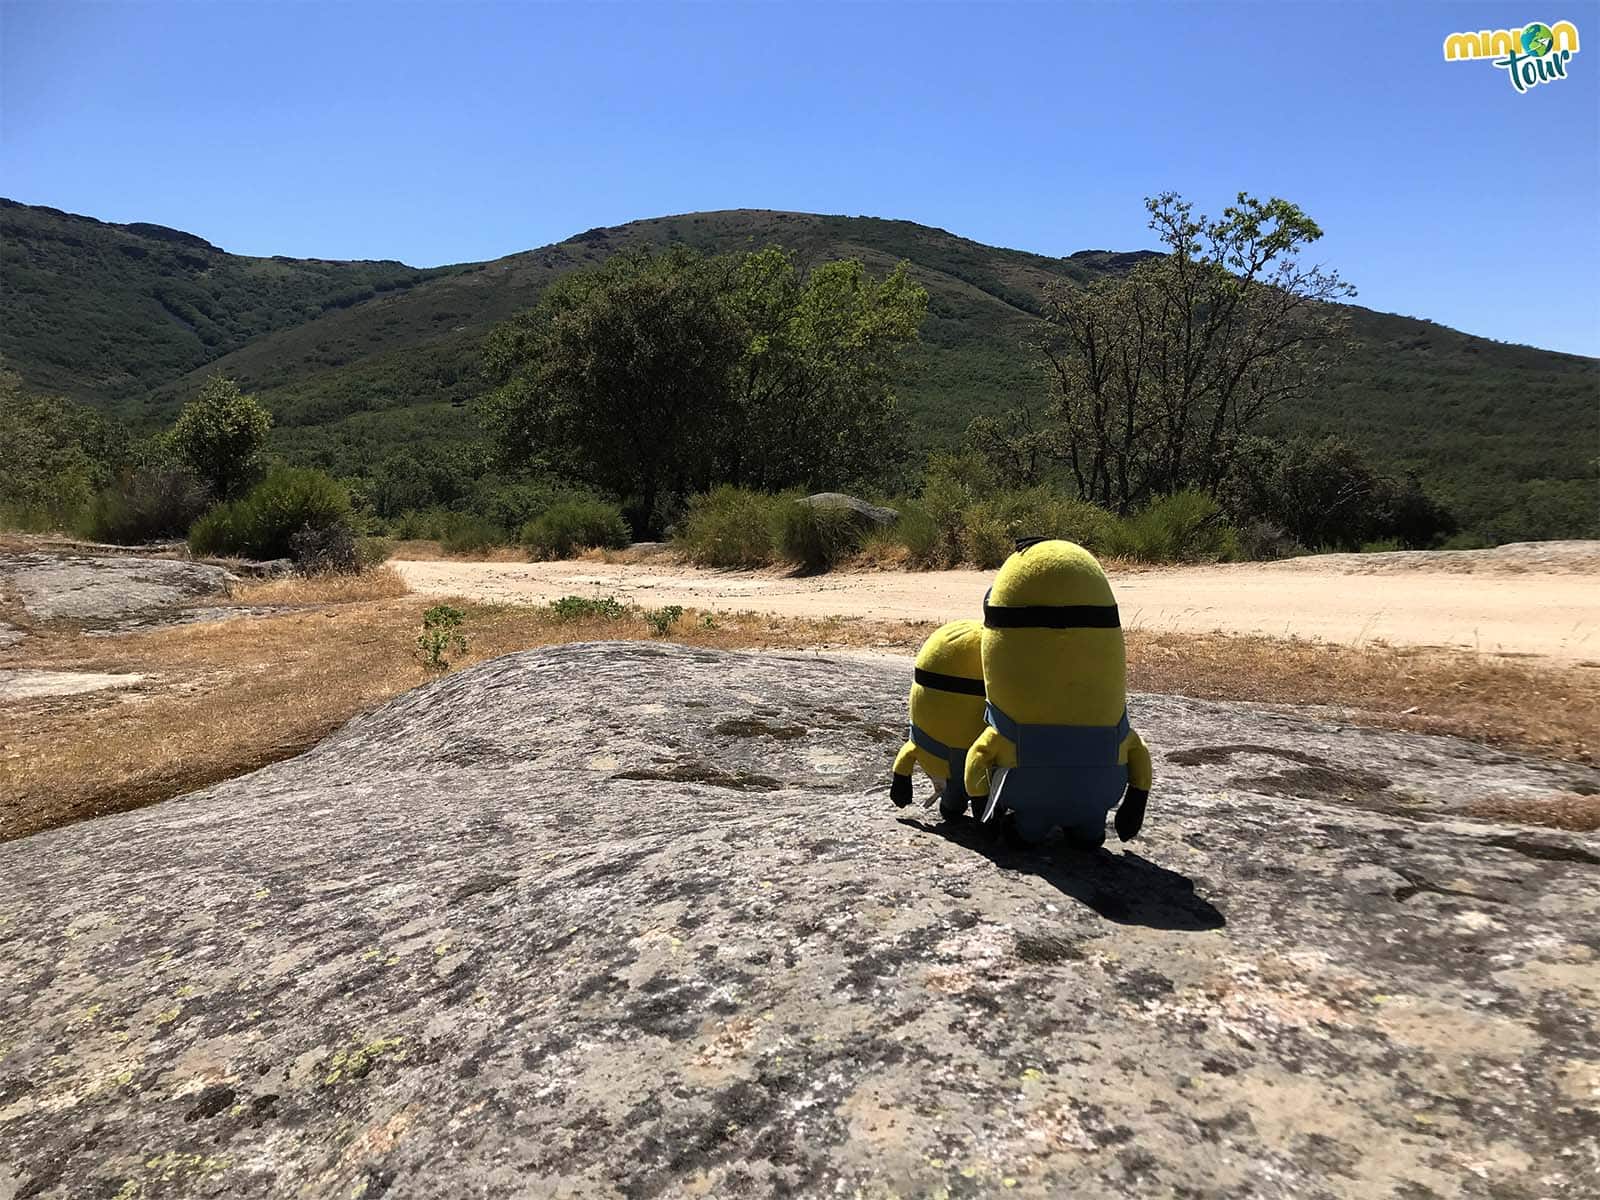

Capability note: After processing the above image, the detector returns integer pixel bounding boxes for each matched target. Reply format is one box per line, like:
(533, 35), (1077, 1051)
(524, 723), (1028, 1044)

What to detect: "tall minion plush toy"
(963, 538), (1153, 847)
(890, 619), (989, 820)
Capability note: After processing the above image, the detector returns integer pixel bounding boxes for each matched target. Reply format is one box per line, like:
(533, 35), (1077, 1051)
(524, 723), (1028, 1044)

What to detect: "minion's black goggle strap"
(912, 667), (986, 696)
(982, 588), (1120, 630)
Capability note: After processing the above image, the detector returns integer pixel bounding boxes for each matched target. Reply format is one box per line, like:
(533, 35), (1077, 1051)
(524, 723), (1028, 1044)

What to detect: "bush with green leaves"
(1104, 491), (1240, 563)
(0, 366), (125, 533)
(917, 451), (990, 566)
(775, 500), (866, 572)
(549, 594), (627, 621)
(188, 465), (350, 560)
(416, 605), (468, 673)
(439, 514), (508, 554)
(170, 374), (272, 500)
(878, 501), (939, 565)
(644, 605), (684, 636)
(674, 486), (784, 567)
(81, 454), (210, 545)
(521, 498), (630, 560)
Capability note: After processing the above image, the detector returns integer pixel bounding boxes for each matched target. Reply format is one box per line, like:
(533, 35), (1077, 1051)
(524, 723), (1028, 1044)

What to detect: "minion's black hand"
(1115, 787), (1148, 842)
(890, 773), (913, 807)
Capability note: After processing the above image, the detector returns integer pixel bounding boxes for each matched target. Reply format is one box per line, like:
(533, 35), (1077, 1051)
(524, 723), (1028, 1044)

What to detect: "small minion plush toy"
(963, 538), (1152, 847)
(890, 619), (989, 819)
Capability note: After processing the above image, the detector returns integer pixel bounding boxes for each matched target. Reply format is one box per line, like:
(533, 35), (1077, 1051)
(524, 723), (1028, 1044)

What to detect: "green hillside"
(123, 210), (1129, 462)
(2, 201), (1594, 539)
(0, 198), (453, 400)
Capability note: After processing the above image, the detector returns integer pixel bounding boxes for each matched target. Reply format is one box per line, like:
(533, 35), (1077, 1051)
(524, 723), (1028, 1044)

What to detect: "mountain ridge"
(2, 199), (1595, 538)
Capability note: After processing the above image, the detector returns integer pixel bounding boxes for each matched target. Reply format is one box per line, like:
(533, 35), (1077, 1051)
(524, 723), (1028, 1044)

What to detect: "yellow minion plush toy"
(890, 619), (989, 819)
(963, 538), (1153, 847)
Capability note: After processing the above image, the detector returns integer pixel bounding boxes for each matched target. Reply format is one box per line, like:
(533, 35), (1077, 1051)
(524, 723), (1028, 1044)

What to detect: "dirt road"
(393, 542), (1600, 664)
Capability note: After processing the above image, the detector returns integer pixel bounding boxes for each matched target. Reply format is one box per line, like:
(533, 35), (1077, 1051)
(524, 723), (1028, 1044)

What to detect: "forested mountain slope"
(3, 200), (1594, 537)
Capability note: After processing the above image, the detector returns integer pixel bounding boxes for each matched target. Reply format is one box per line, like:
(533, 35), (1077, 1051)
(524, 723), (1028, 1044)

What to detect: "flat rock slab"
(2, 643), (1598, 1199)
(0, 669), (145, 701)
(0, 621), (21, 648)
(0, 552), (235, 630)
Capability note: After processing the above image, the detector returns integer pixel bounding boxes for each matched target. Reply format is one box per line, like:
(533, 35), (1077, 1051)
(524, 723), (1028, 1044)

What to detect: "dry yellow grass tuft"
(226, 565), (411, 606)
(1126, 630), (1597, 764)
(387, 540), (528, 562)
(2, 589), (1593, 843)
(1461, 793), (1598, 833)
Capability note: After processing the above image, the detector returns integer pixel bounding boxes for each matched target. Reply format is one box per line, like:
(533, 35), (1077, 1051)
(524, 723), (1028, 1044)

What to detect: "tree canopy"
(974, 192), (1358, 514)
(170, 373), (272, 501)
(480, 246), (927, 534)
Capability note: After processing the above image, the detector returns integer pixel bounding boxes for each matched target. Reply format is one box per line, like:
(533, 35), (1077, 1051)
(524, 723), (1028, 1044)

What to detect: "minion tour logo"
(1443, 20), (1580, 92)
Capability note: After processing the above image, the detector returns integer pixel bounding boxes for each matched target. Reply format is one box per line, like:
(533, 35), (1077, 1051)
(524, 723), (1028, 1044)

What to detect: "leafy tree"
(482, 248), (745, 534)
(0, 360), (126, 528)
(170, 373), (271, 500)
(721, 249), (927, 491)
(1218, 434), (1456, 550)
(1021, 192), (1356, 513)
(480, 246), (927, 536)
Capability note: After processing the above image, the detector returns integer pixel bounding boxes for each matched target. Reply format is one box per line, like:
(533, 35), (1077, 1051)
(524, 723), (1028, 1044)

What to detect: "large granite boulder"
(797, 492), (899, 529)
(2, 643), (1597, 1199)
(0, 551), (235, 633)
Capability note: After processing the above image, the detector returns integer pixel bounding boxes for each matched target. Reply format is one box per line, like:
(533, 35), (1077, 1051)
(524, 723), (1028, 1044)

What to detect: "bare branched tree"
(1010, 192), (1356, 512)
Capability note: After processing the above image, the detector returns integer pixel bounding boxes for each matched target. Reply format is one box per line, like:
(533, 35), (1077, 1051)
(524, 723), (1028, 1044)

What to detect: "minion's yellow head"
(981, 539), (1126, 726)
(908, 618), (987, 776)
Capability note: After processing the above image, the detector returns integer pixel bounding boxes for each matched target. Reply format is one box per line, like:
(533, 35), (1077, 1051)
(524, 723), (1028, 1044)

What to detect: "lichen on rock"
(1, 642), (1597, 1198)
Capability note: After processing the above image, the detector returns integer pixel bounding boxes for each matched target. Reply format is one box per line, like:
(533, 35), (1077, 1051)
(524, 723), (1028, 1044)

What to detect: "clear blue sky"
(4, 1), (1598, 355)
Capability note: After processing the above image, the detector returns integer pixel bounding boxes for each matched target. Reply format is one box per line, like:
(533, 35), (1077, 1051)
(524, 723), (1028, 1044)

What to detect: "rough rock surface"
(798, 492), (899, 529)
(0, 552), (235, 631)
(3, 643), (1598, 1199)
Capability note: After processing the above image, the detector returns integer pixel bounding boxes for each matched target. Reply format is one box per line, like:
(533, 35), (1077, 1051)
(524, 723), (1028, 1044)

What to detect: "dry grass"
(1461, 793), (1599, 833)
(225, 565), (411, 606)
(3, 593), (1594, 843)
(387, 539), (528, 562)
(574, 543), (677, 565)
(1125, 630), (1598, 764)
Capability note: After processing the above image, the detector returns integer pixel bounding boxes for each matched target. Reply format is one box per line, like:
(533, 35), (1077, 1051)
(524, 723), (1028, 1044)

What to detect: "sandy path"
(394, 550), (1600, 665)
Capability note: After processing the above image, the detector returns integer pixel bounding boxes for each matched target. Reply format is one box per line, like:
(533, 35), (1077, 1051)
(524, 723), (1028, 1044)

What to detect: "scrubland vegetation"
(3, 193), (1591, 568)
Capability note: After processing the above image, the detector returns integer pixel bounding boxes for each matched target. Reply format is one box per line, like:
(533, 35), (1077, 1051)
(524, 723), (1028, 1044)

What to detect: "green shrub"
(188, 466), (350, 560)
(521, 498), (630, 560)
(775, 500), (866, 572)
(885, 501), (940, 566)
(978, 489), (1116, 557)
(918, 453), (989, 567)
(549, 594), (627, 621)
(958, 505), (1013, 568)
(81, 462), (210, 545)
(1106, 491), (1239, 563)
(1234, 519), (1303, 561)
(170, 374), (271, 500)
(440, 514), (508, 554)
(1358, 538), (1403, 554)
(644, 605), (684, 636)
(675, 486), (783, 567)
(416, 604), (468, 673)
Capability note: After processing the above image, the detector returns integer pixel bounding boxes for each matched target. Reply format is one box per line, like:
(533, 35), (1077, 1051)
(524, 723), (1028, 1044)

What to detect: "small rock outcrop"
(798, 492), (899, 529)
(0, 551), (235, 632)
(2, 643), (1597, 1198)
